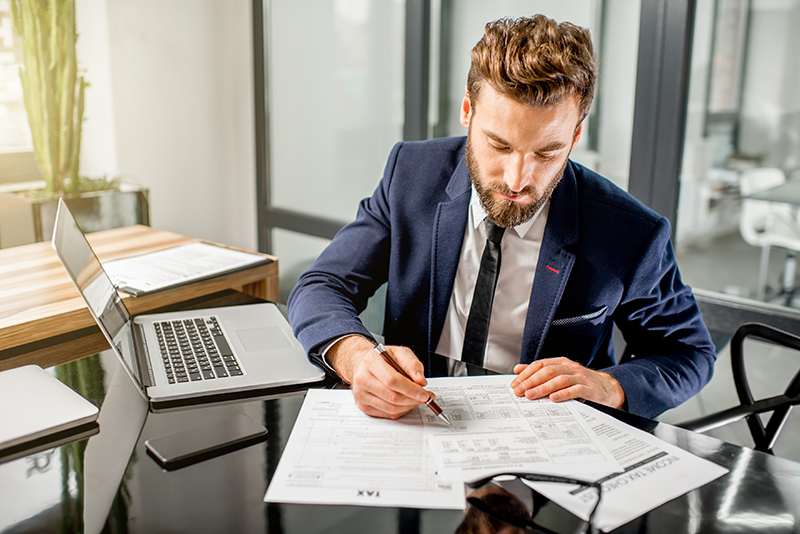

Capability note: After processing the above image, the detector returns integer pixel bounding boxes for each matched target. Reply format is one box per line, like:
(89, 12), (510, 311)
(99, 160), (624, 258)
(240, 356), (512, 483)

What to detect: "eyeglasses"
(464, 472), (604, 534)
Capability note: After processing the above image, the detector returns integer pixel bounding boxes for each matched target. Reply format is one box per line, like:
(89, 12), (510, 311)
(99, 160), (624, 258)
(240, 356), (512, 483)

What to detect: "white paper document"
(264, 388), (465, 509)
(526, 402), (729, 532)
(102, 242), (271, 296)
(264, 374), (729, 525)
(265, 376), (620, 509)
(422, 376), (621, 480)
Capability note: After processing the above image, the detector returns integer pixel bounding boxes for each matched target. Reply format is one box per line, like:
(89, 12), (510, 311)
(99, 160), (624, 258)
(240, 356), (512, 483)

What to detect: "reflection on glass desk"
(3, 352), (800, 533)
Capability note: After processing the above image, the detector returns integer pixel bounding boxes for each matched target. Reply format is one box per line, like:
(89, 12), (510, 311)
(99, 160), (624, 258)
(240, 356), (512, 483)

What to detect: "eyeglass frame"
(465, 472), (605, 534)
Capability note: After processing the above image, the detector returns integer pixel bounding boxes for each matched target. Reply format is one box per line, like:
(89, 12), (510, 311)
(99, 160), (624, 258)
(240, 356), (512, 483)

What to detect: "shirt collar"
(469, 185), (547, 239)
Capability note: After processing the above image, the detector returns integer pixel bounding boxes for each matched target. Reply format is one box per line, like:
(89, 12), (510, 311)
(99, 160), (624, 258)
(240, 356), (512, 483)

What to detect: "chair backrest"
(729, 323), (800, 453)
(739, 167), (787, 246)
(679, 319), (800, 454)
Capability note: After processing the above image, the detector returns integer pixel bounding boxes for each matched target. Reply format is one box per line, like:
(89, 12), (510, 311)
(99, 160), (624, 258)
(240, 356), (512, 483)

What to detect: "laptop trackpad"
(236, 327), (293, 352)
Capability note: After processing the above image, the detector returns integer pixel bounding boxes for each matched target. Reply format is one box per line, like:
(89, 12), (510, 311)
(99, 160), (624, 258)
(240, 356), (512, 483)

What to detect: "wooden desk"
(0, 225), (278, 370)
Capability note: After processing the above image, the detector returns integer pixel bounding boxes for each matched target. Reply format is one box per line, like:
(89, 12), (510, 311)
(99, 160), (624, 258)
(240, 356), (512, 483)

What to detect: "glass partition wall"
(256, 0), (642, 304)
(675, 0), (800, 310)
(661, 0), (800, 452)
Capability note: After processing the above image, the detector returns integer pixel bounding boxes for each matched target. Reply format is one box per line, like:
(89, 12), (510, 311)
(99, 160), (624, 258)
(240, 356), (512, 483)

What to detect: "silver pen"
(374, 343), (452, 425)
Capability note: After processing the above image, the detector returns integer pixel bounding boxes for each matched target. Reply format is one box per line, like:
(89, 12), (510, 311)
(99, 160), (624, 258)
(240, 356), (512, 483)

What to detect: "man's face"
(461, 82), (583, 228)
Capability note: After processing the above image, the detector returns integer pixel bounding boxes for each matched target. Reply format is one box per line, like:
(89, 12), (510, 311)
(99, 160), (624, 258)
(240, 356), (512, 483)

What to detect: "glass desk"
(3, 336), (800, 532)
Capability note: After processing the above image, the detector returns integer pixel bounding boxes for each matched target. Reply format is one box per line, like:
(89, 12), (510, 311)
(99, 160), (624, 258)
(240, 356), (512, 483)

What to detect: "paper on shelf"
(102, 242), (270, 296)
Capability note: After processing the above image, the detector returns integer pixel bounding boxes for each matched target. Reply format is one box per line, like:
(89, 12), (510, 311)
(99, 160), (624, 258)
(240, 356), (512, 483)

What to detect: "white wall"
(76, 0), (257, 251)
(75, 0), (118, 179)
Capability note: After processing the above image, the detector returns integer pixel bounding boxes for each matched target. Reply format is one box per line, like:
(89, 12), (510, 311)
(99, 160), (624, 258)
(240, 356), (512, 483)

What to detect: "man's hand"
(327, 336), (432, 419)
(510, 357), (626, 409)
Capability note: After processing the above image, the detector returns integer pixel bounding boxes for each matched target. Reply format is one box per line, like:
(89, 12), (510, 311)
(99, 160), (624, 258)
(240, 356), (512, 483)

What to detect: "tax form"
(423, 376), (622, 480)
(264, 388), (464, 509)
(525, 402), (729, 531)
(264, 376), (621, 509)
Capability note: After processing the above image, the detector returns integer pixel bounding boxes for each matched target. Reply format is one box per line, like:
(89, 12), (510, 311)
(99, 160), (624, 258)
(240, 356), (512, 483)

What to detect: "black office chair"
(677, 322), (800, 454)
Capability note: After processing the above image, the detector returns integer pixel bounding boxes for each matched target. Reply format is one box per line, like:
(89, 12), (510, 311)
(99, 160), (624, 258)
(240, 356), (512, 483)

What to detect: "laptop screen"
(51, 200), (141, 387)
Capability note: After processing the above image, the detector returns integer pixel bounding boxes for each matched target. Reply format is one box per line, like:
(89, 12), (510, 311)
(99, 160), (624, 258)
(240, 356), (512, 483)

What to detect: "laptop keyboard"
(154, 317), (244, 384)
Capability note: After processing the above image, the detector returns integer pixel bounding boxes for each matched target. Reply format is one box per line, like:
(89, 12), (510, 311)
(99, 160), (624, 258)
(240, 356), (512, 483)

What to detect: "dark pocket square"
(550, 306), (608, 327)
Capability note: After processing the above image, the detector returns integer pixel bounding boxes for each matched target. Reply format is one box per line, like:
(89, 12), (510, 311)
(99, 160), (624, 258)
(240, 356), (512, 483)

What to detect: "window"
(0, 3), (37, 184)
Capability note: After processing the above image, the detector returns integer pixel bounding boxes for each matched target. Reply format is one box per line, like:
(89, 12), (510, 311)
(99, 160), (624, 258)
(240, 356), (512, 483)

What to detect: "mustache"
(487, 183), (535, 197)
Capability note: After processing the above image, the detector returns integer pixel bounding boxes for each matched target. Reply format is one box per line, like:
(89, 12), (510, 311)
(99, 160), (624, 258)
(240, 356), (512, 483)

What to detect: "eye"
(536, 152), (558, 161)
(488, 141), (511, 152)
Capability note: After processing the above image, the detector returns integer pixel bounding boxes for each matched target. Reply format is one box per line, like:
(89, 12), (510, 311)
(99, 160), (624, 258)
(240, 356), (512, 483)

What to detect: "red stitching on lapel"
(545, 265), (560, 274)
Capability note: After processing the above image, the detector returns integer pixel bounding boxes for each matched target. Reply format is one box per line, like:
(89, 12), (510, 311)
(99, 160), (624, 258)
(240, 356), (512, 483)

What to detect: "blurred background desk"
(0, 225), (278, 371)
(2, 328), (800, 533)
(740, 172), (800, 304)
(747, 177), (800, 205)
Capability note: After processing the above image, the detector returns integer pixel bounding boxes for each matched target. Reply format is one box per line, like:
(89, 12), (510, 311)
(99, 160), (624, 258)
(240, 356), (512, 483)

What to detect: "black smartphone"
(145, 414), (268, 471)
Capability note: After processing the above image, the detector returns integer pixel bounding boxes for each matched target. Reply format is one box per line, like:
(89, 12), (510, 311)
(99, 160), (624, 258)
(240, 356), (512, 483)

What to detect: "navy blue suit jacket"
(288, 137), (716, 418)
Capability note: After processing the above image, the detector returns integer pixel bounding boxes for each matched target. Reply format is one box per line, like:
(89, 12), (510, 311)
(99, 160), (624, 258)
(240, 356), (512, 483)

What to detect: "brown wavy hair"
(467, 14), (597, 123)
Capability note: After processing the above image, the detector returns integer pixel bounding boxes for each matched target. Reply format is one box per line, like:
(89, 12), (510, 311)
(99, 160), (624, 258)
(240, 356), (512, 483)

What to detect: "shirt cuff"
(318, 334), (373, 374)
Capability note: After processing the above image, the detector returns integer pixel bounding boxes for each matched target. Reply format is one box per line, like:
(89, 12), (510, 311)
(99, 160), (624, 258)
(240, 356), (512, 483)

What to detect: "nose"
(503, 153), (537, 192)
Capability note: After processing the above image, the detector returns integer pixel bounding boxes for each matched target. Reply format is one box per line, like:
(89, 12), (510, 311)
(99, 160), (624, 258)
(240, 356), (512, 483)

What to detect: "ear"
(459, 86), (472, 129)
(572, 122), (583, 149)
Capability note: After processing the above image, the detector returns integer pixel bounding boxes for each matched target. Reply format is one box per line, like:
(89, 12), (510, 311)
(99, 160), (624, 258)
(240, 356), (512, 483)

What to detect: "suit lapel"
(520, 162), (580, 364)
(428, 152), (470, 352)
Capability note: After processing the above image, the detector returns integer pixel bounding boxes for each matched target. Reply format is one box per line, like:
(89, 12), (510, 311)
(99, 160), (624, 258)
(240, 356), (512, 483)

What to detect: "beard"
(465, 133), (568, 228)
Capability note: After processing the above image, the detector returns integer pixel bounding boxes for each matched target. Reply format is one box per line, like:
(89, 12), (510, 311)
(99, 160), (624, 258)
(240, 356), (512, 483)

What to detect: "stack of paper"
(264, 375), (728, 531)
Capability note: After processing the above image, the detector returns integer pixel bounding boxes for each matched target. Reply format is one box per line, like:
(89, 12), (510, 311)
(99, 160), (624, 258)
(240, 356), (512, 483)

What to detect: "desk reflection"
(83, 356), (149, 534)
(458, 477), (588, 534)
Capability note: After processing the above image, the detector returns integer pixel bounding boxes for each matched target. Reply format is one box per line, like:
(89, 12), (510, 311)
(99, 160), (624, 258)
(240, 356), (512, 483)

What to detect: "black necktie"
(461, 219), (505, 368)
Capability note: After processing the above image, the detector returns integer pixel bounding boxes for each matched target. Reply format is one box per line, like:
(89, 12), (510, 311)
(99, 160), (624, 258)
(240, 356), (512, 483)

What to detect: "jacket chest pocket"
(548, 305), (608, 337)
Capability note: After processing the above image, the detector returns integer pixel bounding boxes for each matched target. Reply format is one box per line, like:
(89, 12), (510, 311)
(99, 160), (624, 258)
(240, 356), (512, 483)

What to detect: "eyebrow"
(483, 129), (568, 153)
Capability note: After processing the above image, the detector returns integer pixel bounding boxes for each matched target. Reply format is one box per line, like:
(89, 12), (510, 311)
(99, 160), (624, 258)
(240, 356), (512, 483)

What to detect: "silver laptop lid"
(51, 199), (143, 391)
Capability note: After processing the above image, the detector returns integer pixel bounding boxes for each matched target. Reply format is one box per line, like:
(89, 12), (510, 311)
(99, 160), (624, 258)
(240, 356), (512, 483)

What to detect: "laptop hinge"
(133, 323), (156, 388)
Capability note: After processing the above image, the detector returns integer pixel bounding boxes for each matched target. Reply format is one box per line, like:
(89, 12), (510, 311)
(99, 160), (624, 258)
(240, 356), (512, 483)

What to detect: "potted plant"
(0, 0), (148, 249)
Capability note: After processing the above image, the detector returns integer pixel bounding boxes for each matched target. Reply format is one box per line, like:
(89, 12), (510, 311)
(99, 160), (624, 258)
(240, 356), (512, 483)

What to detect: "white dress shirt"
(436, 186), (549, 373)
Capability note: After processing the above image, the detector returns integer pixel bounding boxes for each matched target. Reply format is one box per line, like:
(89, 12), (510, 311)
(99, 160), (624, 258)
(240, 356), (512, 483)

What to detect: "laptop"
(0, 364), (99, 463)
(51, 199), (325, 411)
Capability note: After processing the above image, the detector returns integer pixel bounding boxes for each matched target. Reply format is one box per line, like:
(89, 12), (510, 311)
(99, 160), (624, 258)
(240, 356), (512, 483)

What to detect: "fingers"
(511, 361), (543, 386)
(510, 357), (625, 409)
(511, 357), (568, 394)
(350, 344), (432, 419)
(387, 345), (428, 387)
(370, 348), (432, 403)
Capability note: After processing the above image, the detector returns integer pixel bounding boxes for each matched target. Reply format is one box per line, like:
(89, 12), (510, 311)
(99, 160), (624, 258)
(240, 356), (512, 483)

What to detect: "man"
(288, 15), (715, 421)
